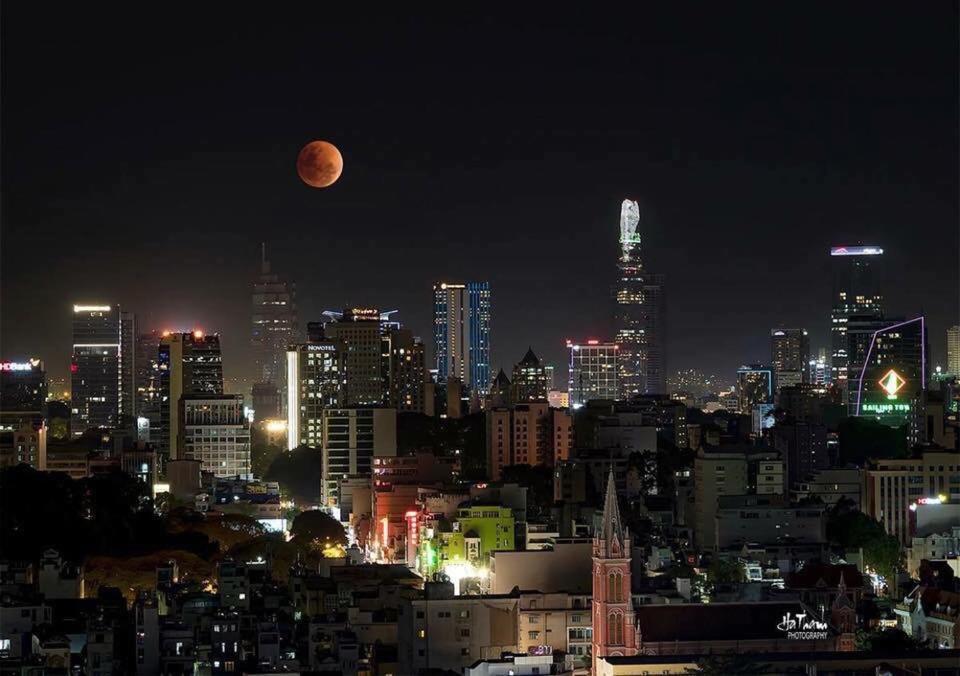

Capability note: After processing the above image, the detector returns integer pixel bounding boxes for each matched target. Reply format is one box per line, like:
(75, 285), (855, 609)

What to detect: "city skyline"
(3, 6), (957, 388)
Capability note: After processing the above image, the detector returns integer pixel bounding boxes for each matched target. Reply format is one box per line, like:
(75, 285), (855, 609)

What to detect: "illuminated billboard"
(830, 246), (884, 256)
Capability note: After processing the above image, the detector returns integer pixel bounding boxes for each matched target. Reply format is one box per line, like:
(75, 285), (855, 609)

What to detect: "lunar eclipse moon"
(296, 140), (343, 188)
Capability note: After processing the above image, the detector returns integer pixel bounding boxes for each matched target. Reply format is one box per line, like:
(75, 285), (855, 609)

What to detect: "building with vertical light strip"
(286, 341), (346, 450)
(433, 281), (491, 394)
(829, 245), (884, 389)
(71, 304), (130, 432)
(567, 340), (619, 408)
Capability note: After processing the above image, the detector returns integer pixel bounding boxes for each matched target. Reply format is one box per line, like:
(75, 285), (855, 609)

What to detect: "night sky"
(3, 6), (958, 389)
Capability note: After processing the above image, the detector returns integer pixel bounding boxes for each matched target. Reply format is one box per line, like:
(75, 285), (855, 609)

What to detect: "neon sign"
(861, 402), (909, 415)
(878, 369), (906, 398)
(0, 359), (41, 371)
(830, 246), (883, 256)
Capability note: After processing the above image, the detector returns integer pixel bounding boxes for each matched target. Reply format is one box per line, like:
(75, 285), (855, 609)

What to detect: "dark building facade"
(251, 245), (298, 406)
(71, 304), (132, 432)
(510, 348), (548, 404)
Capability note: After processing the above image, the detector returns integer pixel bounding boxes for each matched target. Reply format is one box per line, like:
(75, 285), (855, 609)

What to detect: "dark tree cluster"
(0, 465), (217, 563)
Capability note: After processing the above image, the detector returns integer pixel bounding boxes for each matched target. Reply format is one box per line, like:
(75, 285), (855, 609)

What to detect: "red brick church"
(592, 469), (640, 673)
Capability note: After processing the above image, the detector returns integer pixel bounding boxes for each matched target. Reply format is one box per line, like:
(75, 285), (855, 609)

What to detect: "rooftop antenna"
(261, 242), (270, 274)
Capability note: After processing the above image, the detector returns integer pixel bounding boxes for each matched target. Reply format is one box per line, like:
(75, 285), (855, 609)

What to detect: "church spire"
(601, 467), (626, 557)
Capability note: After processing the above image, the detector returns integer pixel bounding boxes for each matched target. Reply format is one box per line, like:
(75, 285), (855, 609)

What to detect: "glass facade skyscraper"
(433, 281), (491, 394)
(614, 199), (665, 397)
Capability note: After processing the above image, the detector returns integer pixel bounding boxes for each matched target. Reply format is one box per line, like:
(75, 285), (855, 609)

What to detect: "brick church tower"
(592, 469), (639, 673)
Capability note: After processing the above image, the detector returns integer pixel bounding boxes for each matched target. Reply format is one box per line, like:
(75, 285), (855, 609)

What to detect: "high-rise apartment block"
(433, 281), (491, 395)
(180, 394), (251, 479)
(486, 403), (572, 480)
(614, 199), (665, 397)
(567, 340), (619, 408)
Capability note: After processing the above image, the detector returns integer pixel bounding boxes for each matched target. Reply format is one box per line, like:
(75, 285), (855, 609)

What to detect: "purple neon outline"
(854, 316), (926, 416)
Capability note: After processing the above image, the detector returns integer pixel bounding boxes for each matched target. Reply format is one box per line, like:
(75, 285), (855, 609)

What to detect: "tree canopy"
(290, 510), (347, 548)
(265, 445), (322, 502)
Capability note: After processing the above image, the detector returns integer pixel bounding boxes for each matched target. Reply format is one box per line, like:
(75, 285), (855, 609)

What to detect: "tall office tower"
(829, 246), (884, 389)
(120, 311), (137, 426)
(251, 244), (298, 403)
(180, 394), (251, 479)
(808, 348), (832, 387)
(286, 340), (346, 450)
(156, 332), (224, 463)
(320, 408), (397, 508)
(614, 199), (665, 397)
(771, 328), (810, 391)
(71, 304), (129, 431)
(251, 382), (281, 420)
(851, 316), (927, 426)
(567, 340), (619, 408)
(135, 330), (164, 442)
(510, 348), (548, 403)
(736, 364), (773, 414)
(948, 326), (960, 376)
(383, 328), (426, 413)
(323, 308), (388, 405)
(433, 281), (491, 395)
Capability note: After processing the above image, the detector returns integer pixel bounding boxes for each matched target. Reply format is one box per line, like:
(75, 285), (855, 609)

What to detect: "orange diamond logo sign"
(878, 369), (906, 397)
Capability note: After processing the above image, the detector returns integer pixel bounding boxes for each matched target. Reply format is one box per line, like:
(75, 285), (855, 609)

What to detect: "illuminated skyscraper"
(948, 326), (960, 376)
(286, 340), (346, 450)
(71, 304), (134, 432)
(148, 331), (224, 464)
(851, 316), (927, 426)
(323, 307), (391, 406)
(829, 245), (883, 389)
(771, 328), (809, 391)
(736, 364), (773, 414)
(614, 199), (665, 397)
(251, 244), (298, 404)
(433, 281), (491, 394)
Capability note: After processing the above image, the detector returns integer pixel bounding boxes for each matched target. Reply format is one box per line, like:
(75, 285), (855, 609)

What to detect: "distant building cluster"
(1, 204), (958, 675)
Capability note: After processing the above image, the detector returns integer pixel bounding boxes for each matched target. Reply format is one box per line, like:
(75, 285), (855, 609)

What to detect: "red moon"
(296, 140), (343, 188)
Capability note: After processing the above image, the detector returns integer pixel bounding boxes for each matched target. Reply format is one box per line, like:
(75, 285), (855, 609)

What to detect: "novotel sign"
(0, 359), (41, 372)
(307, 344), (337, 352)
